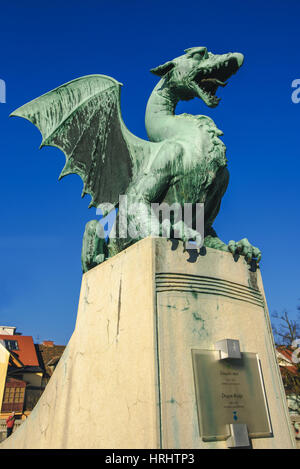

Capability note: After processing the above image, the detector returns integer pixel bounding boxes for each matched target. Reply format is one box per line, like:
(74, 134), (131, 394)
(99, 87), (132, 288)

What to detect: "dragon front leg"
(81, 220), (108, 273)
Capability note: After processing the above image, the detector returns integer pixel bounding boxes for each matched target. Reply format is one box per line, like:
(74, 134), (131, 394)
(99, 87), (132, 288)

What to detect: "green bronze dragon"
(11, 46), (261, 272)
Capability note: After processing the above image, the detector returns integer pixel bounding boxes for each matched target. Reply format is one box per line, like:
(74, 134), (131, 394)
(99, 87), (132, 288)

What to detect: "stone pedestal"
(0, 238), (295, 448)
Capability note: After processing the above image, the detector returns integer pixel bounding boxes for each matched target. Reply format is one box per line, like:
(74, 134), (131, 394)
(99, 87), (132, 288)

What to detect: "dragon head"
(151, 47), (244, 107)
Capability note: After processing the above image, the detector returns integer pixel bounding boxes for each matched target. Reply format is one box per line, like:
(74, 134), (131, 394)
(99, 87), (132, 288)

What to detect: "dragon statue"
(11, 46), (261, 272)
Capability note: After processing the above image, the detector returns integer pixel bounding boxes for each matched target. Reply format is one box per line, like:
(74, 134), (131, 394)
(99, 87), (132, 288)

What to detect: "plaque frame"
(191, 348), (273, 442)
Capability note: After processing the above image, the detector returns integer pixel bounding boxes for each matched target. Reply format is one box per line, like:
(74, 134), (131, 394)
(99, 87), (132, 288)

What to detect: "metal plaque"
(191, 349), (273, 442)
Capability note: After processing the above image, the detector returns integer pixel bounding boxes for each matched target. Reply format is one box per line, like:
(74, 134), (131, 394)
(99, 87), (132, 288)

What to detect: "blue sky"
(0, 0), (299, 344)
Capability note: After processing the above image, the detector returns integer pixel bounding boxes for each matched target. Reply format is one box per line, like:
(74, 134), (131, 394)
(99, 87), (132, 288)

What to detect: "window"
(4, 340), (19, 351)
(1, 386), (25, 412)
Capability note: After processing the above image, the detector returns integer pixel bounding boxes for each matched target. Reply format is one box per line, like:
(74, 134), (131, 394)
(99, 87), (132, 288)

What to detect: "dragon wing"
(11, 74), (147, 208)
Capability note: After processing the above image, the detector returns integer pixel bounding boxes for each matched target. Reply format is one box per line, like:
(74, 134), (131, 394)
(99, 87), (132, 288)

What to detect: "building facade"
(0, 327), (65, 442)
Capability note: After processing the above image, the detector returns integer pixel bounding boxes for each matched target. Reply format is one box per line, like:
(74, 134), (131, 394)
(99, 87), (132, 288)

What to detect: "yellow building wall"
(22, 372), (43, 387)
(0, 344), (9, 410)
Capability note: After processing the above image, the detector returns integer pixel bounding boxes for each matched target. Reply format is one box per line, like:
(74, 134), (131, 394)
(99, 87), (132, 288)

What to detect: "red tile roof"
(0, 335), (39, 367)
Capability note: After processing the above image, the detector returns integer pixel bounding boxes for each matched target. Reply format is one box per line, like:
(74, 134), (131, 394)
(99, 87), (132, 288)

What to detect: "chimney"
(42, 340), (54, 347)
(0, 326), (17, 335)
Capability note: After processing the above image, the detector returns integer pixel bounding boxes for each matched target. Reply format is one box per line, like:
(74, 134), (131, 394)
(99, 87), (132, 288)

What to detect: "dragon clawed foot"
(162, 220), (202, 253)
(181, 227), (203, 253)
(228, 238), (261, 264)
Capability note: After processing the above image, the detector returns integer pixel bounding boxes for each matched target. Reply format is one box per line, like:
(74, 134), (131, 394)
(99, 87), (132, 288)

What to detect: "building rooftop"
(0, 334), (39, 367)
(35, 341), (66, 378)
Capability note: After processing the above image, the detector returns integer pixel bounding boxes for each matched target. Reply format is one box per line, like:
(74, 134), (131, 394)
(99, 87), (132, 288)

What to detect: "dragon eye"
(193, 49), (207, 60)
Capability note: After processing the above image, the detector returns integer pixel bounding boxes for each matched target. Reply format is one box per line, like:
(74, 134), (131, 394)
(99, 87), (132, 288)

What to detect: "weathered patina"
(11, 47), (261, 272)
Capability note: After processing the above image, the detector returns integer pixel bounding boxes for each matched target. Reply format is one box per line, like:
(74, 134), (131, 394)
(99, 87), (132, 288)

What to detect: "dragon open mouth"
(193, 55), (242, 107)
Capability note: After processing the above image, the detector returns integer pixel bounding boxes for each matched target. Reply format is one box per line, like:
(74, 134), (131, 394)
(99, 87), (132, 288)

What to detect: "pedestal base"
(0, 238), (295, 448)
